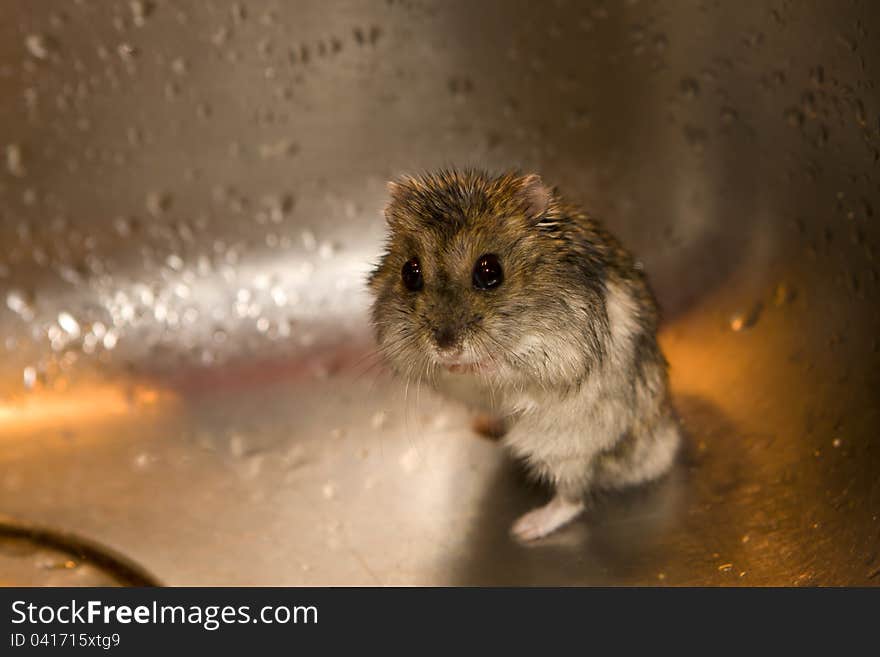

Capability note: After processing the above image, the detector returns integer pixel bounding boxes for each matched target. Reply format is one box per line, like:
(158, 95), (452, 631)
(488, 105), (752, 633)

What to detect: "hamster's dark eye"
(401, 257), (423, 292)
(472, 253), (503, 290)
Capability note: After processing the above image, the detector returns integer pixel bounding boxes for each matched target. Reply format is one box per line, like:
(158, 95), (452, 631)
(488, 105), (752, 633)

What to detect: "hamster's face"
(368, 170), (605, 387)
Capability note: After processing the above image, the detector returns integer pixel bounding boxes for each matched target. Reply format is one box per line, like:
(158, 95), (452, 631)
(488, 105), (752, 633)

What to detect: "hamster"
(368, 169), (680, 541)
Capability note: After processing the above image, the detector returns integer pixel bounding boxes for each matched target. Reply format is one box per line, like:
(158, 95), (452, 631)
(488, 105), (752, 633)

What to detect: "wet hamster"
(368, 169), (680, 540)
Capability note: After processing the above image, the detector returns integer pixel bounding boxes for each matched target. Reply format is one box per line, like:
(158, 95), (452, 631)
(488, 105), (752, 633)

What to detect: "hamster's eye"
(401, 257), (424, 292)
(472, 253), (503, 290)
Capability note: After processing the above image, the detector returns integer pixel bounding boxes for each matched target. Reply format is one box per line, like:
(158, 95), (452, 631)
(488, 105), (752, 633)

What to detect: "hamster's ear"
(386, 177), (418, 203)
(385, 180), (406, 227)
(384, 179), (411, 226)
(516, 174), (552, 220)
(386, 179), (405, 202)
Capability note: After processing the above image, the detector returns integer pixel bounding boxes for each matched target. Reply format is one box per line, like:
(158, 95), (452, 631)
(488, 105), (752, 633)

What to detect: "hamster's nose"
(432, 325), (457, 350)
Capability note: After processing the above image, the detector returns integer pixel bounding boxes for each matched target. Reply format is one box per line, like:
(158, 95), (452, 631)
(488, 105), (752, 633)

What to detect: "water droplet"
(801, 92), (818, 119)
(7, 289), (35, 320)
(113, 216), (135, 237)
(58, 312), (81, 338)
(773, 282), (795, 306)
(371, 410), (388, 429)
(265, 287), (286, 308)
(102, 331), (118, 350)
(164, 81), (180, 100)
(229, 433), (246, 458)
(855, 100), (867, 128)
(82, 333), (98, 354)
(399, 446), (420, 473)
(262, 193), (293, 223)
(567, 108), (591, 128)
(130, 0), (155, 27)
(5, 144), (25, 177)
(242, 454), (263, 479)
(23, 366), (37, 390)
(117, 43), (138, 60)
(257, 38), (273, 58)
(448, 77), (474, 99)
(784, 107), (804, 128)
(147, 191), (173, 217)
(170, 57), (188, 75)
(301, 229), (317, 252)
(133, 452), (153, 469)
(720, 107), (738, 125)
(683, 125), (707, 153)
(729, 303), (762, 332)
(211, 27), (229, 47)
(259, 139), (298, 159)
(25, 34), (51, 60)
(231, 3), (247, 22)
(166, 253), (184, 271)
(33, 247), (49, 267)
(679, 77), (700, 100)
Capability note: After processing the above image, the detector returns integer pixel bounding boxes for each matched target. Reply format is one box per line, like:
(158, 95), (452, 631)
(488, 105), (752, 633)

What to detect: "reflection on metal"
(0, 518), (161, 587)
(0, 1), (878, 585)
(0, 383), (168, 434)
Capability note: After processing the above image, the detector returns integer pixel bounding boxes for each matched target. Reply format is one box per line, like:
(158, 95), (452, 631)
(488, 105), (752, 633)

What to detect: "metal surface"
(1, 1), (878, 585)
(0, 518), (160, 586)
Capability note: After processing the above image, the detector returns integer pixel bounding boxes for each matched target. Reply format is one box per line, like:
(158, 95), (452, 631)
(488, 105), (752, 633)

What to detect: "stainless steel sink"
(1, 0), (878, 585)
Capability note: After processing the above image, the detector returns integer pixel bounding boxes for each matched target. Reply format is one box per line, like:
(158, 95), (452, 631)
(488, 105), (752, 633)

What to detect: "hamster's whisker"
(402, 360), (416, 438)
(350, 353), (388, 389)
(414, 358), (425, 420)
(405, 356), (426, 429)
(350, 332), (409, 376)
(351, 338), (412, 390)
(427, 359), (438, 389)
(470, 336), (498, 406)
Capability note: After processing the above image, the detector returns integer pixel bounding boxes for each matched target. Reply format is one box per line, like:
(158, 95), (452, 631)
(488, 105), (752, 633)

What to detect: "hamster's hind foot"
(511, 494), (585, 541)
(471, 413), (507, 440)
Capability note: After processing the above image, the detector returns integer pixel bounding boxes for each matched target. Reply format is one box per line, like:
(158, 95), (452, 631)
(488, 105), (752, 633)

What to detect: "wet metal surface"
(1, 1), (879, 585)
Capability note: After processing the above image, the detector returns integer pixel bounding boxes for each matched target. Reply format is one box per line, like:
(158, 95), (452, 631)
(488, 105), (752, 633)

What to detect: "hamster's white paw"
(511, 496), (585, 541)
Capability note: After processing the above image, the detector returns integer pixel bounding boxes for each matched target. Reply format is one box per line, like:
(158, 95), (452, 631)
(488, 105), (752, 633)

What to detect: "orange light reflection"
(0, 384), (170, 434)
